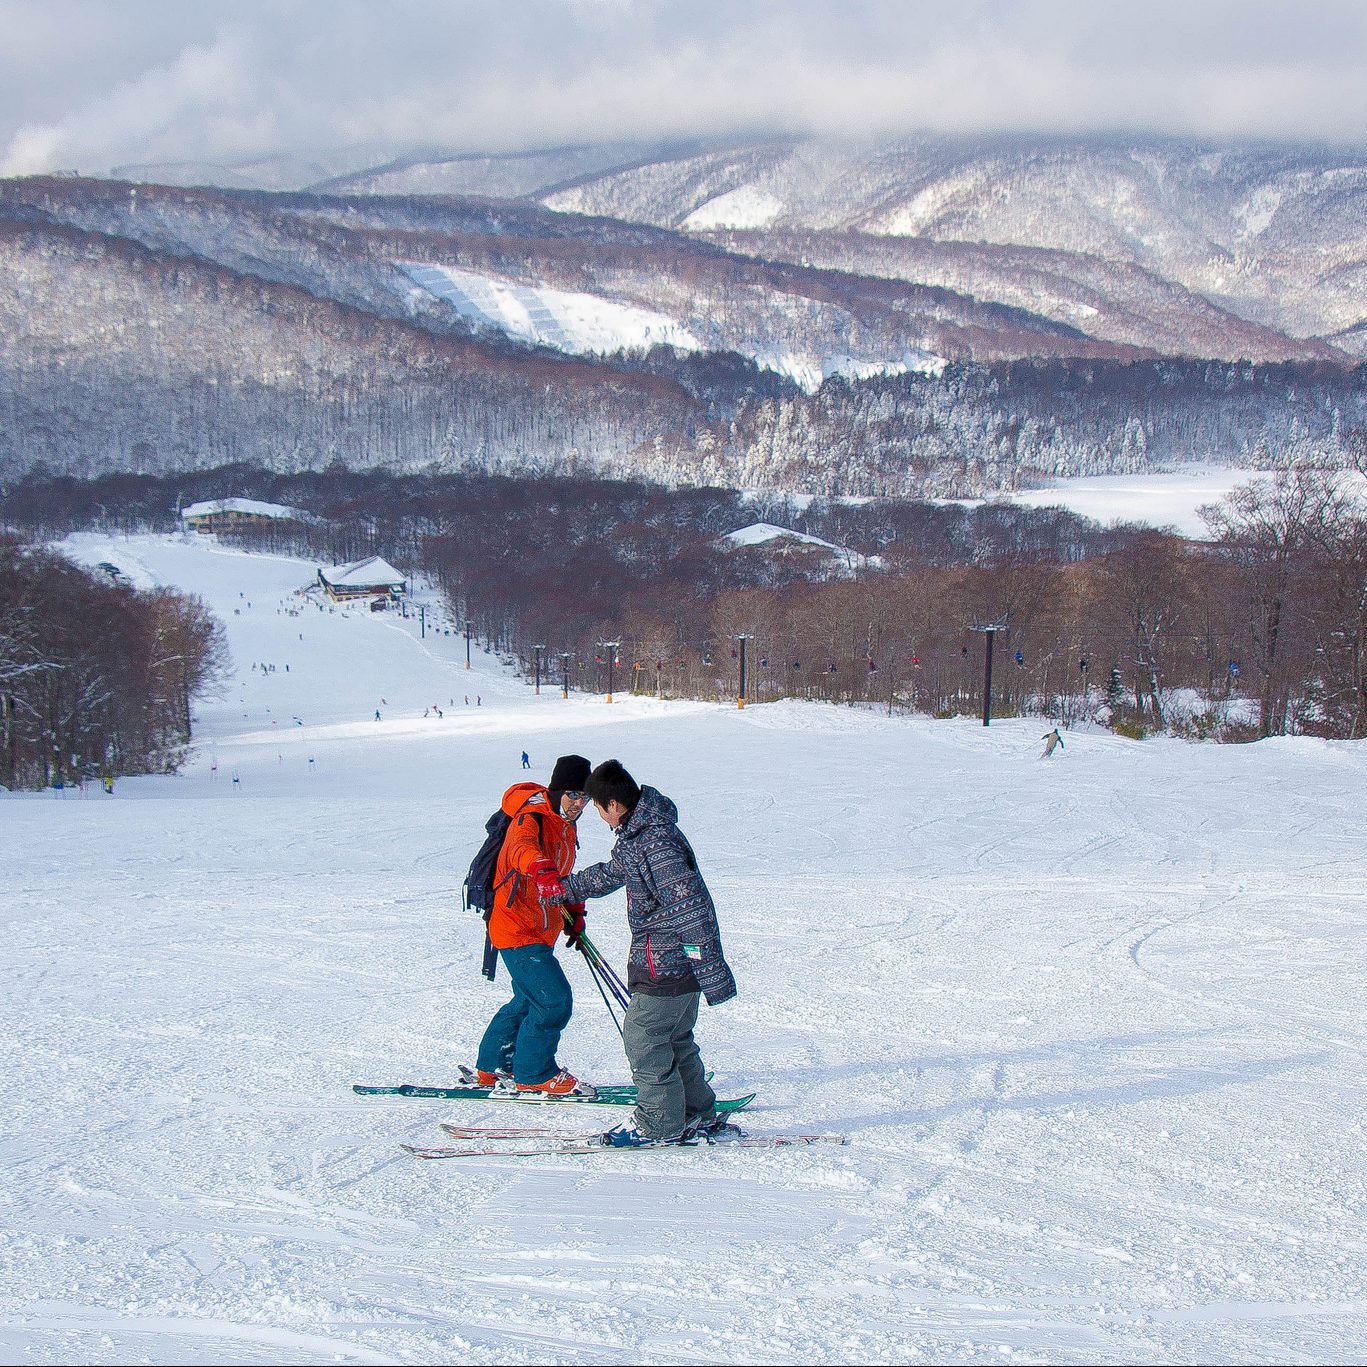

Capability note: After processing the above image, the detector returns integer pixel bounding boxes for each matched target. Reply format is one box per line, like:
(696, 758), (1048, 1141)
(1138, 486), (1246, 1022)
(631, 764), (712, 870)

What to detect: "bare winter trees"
(1201, 468), (1367, 737)
(5, 186), (1367, 500)
(0, 536), (228, 789)
(1084, 531), (1204, 727)
(448, 467), (1367, 739)
(7, 463), (1367, 745)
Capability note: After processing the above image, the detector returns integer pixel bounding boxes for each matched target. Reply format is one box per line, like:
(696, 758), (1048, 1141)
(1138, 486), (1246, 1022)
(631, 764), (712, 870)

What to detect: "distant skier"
(521, 750), (531, 769)
(475, 755), (594, 1097)
(1041, 727), (1064, 758)
(374, 708), (381, 722)
(552, 760), (737, 1147)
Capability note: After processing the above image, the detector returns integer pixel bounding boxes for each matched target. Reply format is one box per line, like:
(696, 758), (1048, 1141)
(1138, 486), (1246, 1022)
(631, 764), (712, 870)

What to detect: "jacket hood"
(622, 784), (677, 836)
(501, 781), (550, 817)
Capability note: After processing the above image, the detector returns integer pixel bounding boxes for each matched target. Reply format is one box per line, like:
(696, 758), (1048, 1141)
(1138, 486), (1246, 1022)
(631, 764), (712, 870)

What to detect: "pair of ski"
(353, 1066), (845, 1157)
(403, 1122), (848, 1160)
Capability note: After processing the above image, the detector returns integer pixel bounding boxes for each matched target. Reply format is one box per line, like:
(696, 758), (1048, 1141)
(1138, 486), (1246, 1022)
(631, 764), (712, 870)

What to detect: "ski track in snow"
(2, 533), (1366, 1364)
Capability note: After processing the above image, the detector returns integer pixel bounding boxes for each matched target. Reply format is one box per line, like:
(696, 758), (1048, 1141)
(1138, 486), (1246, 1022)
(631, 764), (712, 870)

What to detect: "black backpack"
(464, 800), (543, 980)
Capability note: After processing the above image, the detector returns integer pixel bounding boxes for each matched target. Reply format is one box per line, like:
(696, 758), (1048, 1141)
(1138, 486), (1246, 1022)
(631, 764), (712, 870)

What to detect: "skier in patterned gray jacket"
(557, 759), (737, 1146)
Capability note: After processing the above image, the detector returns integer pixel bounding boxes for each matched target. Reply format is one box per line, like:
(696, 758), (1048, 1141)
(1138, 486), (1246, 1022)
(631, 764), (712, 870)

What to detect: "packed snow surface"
(3, 534), (1366, 1365)
(995, 467), (1367, 538)
(681, 186), (786, 232)
(399, 262), (702, 357)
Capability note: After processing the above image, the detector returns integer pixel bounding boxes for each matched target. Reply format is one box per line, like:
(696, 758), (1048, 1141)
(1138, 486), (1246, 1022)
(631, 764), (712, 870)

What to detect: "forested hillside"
(2, 166), (1365, 496)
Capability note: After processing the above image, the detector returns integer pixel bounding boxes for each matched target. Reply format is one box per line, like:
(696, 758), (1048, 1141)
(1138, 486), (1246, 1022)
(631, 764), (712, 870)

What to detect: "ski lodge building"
(721, 523), (866, 579)
(180, 498), (309, 534)
(316, 556), (409, 604)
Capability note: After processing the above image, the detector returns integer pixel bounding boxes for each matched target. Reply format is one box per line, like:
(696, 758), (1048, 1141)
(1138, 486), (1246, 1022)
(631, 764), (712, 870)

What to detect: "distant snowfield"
(979, 467), (1285, 537)
(681, 186), (786, 232)
(4, 534), (1367, 1365)
(1000, 468), (1264, 536)
(781, 466), (1266, 537)
(399, 261), (703, 358)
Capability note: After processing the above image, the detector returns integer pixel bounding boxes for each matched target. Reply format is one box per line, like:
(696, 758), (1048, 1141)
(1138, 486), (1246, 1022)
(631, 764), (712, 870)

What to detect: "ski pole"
(585, 939), (630, 1005)
(557, 904), (631, 1010)
(574, 926), (617, 985)
(583, 949), (626, 1040)
(577, 932), (630, 1009)
(584, 947), (630, 1013)
(566, 920), (631, 1009)
(592, 951), (631, 1007)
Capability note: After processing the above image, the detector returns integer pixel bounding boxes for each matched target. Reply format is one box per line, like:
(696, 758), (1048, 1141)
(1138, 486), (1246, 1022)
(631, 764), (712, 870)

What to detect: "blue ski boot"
(600, 1124), (691, 1148)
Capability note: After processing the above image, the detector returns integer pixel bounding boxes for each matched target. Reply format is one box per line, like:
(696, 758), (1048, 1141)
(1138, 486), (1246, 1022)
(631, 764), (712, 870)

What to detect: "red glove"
(528, 858), (566, 905)
(563, 902), (587, 948)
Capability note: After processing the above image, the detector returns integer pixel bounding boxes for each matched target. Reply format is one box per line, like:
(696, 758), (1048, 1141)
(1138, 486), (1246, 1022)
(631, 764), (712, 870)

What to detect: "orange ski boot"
(514, 1069), (594, 1098)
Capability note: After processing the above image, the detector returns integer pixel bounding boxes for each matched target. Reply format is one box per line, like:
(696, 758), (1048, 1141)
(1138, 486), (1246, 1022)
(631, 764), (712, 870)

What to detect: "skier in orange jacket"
(475, 754), (592, 1096)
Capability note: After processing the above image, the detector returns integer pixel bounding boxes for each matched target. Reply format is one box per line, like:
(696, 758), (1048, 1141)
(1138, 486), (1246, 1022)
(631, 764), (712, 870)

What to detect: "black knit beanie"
(547, 753), (591, 813)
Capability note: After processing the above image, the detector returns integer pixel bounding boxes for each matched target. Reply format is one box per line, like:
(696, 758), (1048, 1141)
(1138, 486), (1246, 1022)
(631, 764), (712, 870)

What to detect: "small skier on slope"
(1041, 727), (1065, 758)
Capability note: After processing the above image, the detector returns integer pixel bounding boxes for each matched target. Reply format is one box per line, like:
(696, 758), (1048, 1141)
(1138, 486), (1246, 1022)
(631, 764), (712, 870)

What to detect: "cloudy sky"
(3, 0), (1366, 177)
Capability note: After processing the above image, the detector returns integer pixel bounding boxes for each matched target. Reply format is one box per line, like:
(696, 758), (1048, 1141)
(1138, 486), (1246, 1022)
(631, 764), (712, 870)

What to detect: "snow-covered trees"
(4, 177), (1367, 499)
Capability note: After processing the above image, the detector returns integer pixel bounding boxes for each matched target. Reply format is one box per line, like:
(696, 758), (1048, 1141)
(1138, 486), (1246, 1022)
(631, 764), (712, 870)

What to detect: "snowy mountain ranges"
(2, 133), (1365, 495)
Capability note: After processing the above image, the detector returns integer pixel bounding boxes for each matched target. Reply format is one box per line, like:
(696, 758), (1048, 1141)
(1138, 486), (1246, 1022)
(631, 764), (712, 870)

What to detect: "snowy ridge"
(5, 172), (1358, 496)
(4, 533), (1366, 1363)
(533, 134), (1367, 345)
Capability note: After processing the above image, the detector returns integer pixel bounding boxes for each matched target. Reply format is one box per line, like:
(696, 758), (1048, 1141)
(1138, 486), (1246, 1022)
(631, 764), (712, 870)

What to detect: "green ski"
(352, 1081), (755, 1112)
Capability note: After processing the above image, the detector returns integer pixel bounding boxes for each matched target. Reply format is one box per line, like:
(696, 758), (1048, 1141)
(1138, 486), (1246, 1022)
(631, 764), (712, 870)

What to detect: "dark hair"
(585, 758), (641, 811)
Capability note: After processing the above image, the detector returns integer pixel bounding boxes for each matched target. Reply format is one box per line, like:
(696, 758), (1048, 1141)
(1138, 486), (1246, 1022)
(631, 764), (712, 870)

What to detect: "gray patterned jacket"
(562, 786), (737, 1005)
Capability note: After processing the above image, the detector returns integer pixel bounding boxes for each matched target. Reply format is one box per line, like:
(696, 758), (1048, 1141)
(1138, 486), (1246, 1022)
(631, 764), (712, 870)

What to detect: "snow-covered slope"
(399, 260), (947, 391)
(6, 171), (1360, 496)
(4, 534), (1366, 1364)
(399, 261), (703, 357)
(702, 228), (1333, 362)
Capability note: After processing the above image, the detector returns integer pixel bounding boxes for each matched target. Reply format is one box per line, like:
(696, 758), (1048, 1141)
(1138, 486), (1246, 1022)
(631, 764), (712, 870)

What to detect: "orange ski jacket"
(488, 782), (579, 950)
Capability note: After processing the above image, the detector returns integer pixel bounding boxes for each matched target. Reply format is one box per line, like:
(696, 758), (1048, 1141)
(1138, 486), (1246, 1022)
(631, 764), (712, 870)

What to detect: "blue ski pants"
(476, 942), (573, 1085)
